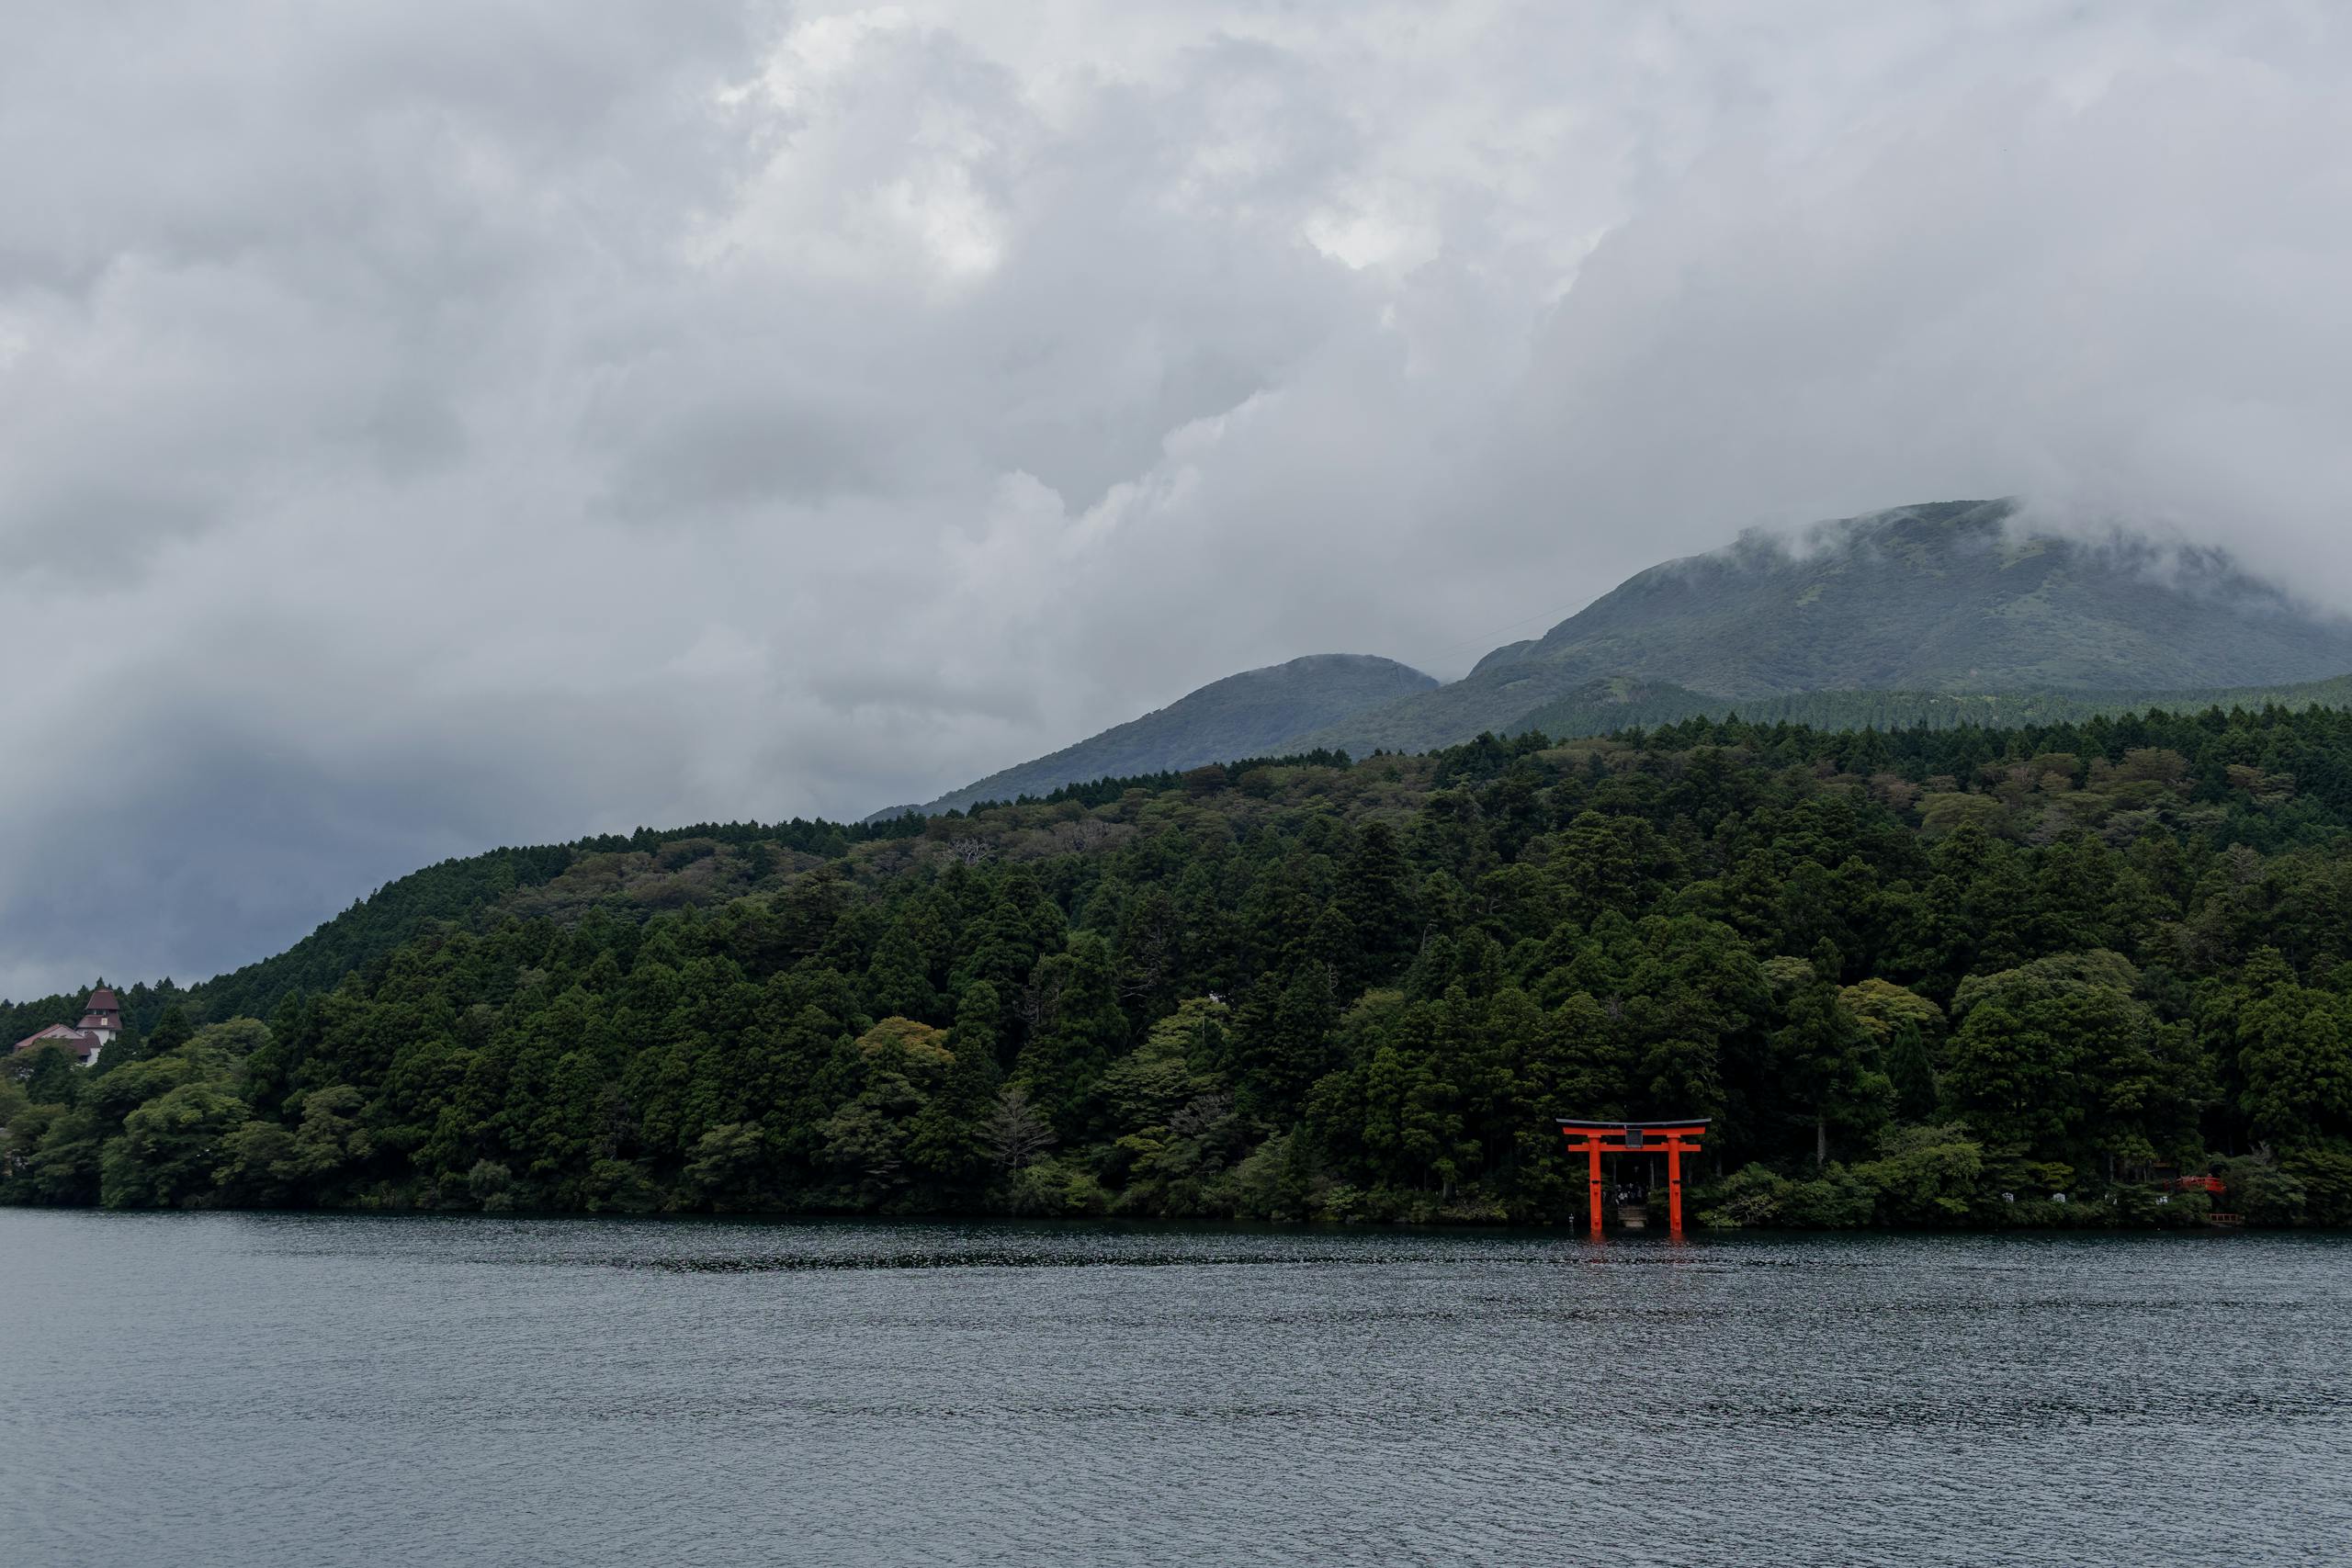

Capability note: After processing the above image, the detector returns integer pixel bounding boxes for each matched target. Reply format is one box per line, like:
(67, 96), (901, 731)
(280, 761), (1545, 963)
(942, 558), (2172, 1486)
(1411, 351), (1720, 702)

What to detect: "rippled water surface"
(3, 1213), (2346, 1565)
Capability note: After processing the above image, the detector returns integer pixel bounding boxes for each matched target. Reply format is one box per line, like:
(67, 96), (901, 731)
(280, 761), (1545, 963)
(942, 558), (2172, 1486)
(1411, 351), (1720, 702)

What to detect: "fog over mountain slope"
(1296, 501), (2352, 756)
(897, 654), (1434, 818)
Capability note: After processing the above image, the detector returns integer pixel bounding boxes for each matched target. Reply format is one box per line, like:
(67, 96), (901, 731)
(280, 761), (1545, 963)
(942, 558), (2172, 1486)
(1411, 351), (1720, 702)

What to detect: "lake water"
(2, 1213), (2346, 1566)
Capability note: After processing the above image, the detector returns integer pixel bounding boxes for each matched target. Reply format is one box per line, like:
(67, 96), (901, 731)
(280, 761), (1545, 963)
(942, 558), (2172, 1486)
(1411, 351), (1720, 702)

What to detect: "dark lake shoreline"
(14, 1201), (2336, 1238)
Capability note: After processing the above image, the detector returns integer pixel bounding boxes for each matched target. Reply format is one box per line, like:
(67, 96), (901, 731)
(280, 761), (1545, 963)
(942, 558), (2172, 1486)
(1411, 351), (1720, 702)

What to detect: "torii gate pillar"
(1558, 1118), (1709, 1238)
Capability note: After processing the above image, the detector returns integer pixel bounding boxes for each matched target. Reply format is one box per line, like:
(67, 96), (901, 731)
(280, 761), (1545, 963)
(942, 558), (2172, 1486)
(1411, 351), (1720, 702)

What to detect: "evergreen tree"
(141, 1003), (196, 1063)
(1772, 944), (1888, 1166)
(908, 983), (1005, 1191)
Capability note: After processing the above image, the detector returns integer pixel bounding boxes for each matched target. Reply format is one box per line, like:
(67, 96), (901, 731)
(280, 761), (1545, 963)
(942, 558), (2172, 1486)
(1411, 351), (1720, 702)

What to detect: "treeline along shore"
(7, 703), (2352, 1228)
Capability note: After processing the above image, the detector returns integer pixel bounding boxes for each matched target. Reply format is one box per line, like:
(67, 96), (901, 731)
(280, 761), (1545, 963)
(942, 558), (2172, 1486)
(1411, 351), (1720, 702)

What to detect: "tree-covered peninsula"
(7, 703), (2352, 1228)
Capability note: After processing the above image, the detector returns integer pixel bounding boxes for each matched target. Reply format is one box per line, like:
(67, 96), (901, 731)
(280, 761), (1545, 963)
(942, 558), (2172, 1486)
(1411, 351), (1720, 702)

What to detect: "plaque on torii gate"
(1558, 1118), (1708, 1238)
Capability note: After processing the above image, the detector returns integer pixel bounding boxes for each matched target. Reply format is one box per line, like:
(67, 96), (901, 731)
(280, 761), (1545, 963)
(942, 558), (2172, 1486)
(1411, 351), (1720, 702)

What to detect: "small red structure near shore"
(1559, 1118), (1708, 1238)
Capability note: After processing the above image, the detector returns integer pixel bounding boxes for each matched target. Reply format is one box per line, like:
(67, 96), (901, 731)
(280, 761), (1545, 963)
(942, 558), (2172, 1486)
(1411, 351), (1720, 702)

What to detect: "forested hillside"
(0, 819), (934, 1047)
(10, 704), (2352, 1228)
(1508, 673), (2352, 746)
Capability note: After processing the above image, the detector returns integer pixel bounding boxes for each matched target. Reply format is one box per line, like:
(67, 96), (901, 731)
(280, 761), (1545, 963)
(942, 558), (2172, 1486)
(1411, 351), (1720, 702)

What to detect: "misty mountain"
(1298, 499), (2352, 755)
(891, 654), (1436, 818)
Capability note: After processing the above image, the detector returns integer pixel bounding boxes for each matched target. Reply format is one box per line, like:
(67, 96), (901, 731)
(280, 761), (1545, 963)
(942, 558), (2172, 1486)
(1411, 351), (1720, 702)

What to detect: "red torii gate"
(1558, 1118), (1708, 1238)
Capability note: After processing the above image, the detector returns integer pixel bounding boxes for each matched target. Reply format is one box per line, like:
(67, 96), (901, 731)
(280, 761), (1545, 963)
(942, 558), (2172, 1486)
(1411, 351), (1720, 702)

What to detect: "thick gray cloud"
(6, 1), (2350, 994)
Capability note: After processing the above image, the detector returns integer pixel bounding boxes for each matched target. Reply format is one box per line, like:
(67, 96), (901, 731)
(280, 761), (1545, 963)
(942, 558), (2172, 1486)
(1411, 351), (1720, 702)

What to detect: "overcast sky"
(8, 1), (2352, 997)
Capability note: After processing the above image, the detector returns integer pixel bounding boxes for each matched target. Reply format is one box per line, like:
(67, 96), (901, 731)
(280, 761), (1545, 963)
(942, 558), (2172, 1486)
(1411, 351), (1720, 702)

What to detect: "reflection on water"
(4, 1213), (2346, 1566)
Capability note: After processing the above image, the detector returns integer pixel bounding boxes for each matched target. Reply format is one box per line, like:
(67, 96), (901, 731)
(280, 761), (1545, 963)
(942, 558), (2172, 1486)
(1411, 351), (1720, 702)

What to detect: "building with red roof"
(11, 986), (124, 1067)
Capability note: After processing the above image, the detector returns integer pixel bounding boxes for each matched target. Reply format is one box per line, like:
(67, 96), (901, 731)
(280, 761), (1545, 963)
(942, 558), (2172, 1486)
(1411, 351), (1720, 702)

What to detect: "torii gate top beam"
(1556, 1118), (1710, 1136)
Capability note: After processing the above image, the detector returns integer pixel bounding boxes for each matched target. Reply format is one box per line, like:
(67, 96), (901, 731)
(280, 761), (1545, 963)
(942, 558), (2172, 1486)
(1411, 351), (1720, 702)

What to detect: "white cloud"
(4, 0), (2350, 991)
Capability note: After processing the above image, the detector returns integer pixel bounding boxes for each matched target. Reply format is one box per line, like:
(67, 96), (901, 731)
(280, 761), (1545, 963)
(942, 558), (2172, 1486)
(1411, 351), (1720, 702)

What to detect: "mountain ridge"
(24, 497), (2352, 1032)
(1295, 499), (2352, 755)
(893, 652), (1434, 818)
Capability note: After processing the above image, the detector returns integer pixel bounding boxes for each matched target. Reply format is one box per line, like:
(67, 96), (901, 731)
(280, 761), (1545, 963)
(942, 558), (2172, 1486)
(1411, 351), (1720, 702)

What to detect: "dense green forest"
(0, 817), (937, 1047)
(1508, 673), (2352, 747)
(8, 705), (2352, 1228)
